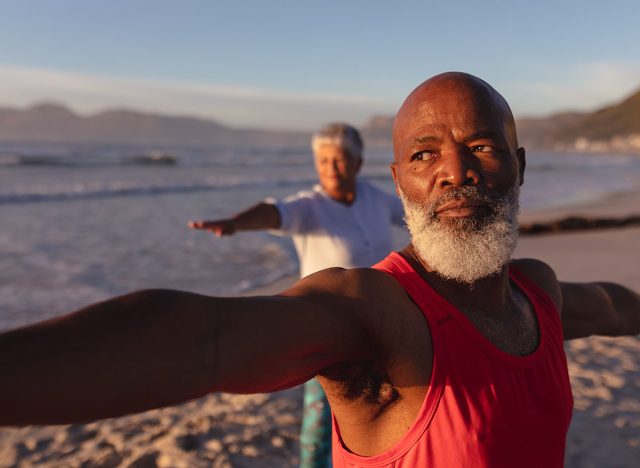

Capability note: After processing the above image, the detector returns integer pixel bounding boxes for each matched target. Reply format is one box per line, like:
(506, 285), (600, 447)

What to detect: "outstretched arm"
(512, 258), (640, 340)
(561, 281), (640, 340)
(188, 202), (280, 236)
(0, 270), (376, 426)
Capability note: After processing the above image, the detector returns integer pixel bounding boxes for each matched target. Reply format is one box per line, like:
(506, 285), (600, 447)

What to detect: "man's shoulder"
(282, 267), (414, 330)
(284, 266), (405, 302)
(511, 258), (554, 277)
(511, 258), (562, 311)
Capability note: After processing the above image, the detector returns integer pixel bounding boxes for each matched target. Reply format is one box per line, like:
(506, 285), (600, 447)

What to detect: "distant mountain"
(361, 86), (640, 153)
(2, 86), (639, 152)
(546, 88), (640, 151)
(517, 87), (640, 152)
(0, 103), (310, 147)
(361, 115), (394, 147)
(515, 112), (585, 149)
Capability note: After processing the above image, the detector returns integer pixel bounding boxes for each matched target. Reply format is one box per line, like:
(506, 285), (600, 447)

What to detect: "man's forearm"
(0, 289), (218, 425)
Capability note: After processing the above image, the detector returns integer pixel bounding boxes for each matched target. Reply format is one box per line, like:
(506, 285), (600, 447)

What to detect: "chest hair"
(458, 288), (539, 356)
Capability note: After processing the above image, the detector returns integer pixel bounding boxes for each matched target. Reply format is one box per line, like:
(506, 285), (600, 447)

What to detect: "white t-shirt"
(270, 180), (405, 278)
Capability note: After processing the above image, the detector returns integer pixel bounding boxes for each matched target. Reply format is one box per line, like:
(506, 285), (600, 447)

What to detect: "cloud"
(507, 60), (640, 117)
(0, 66), (395, 130)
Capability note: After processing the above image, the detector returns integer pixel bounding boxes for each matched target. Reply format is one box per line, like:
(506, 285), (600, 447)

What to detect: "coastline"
(520, 189), (640, 225)
(515, 187), (640, 288)
(1, 190), (638, 467)
(244, 187), (640, 296)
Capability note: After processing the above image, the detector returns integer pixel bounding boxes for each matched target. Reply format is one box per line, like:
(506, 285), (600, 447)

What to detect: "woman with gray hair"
(189, 123), (404, 467)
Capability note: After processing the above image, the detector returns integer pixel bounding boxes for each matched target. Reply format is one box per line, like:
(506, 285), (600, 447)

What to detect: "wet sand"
(1, 192), (639, 467)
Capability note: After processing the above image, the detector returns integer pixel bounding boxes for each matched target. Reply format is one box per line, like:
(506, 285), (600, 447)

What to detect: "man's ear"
(390, 162), (400, 194)
(354, 156), (363, 174)
(516, 147), (526, 186)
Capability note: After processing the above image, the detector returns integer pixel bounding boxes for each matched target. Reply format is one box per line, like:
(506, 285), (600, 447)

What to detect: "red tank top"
(332, 252), (573, 467)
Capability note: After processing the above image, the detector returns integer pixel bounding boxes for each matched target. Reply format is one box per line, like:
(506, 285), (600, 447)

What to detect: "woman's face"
(313, 144), (361, 197)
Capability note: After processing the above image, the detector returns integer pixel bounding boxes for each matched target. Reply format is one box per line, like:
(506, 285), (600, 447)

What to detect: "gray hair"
(311, 123), (364, 159)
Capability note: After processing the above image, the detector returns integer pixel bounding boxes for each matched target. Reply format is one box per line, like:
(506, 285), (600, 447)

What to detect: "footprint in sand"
(127, 451), (159, 468)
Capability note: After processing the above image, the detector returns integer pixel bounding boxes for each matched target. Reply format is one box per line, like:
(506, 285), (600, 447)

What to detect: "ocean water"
(1, 143), (639, 331)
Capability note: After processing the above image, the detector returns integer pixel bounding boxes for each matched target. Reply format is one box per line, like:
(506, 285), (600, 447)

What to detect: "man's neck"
(399, 245), (514, 318)
(399, 246), (540, 356)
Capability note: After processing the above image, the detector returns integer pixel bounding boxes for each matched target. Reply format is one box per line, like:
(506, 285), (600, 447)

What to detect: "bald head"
(391, 73), (523, 283)
(393, 72), (519, 161)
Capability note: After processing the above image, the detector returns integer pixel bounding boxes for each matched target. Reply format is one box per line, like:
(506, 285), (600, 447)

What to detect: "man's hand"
(188, 219), (236, 237)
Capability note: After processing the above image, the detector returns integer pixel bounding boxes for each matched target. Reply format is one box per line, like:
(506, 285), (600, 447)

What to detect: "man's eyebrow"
(464, 131), (502, 142)
(412, 135), (439, 145)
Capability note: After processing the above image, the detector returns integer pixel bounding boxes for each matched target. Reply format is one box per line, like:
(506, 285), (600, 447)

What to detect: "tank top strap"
(373, 253), (565, 361)
(372, 252), (451, 323)
(508, 265), (566, 342)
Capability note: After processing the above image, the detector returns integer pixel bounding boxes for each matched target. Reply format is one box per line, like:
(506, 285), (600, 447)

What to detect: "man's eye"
(471, 145), (494, 153)
(411, 151), (436, 161)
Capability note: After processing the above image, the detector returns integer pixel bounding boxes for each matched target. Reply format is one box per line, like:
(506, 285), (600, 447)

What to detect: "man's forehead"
(411, 129), (503, 145)
(398, 79), (500, 123)
(395, 99), (505, 144)
(393, 72), (516, 153)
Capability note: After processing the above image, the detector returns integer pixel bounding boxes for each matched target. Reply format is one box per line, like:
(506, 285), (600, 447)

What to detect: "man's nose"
(436, 148), (481, 189)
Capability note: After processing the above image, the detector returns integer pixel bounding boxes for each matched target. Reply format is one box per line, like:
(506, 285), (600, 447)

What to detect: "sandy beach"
(1, 192), (639, 467)
(516, 191), (640, 467)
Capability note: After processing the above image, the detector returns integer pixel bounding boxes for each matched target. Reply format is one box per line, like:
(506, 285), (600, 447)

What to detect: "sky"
(0, 0), (639, 130)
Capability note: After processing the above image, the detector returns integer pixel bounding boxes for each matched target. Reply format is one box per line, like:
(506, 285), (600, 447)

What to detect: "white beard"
(398, 185), (520, 284)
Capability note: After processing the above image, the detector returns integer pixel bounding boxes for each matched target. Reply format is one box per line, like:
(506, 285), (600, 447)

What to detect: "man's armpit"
(319, 359), (399, 407)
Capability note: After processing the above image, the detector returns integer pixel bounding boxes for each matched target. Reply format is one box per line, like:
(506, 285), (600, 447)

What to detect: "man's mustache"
(427, 186), (495, 218)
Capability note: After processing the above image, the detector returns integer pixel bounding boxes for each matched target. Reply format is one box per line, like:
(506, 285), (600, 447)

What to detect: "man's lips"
(435, 199), (488, 218)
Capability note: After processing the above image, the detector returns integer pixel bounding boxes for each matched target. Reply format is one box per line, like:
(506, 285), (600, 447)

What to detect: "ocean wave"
(0, 154), (182, 168)
(0, 154), (321, 169)
(0, 177), (319, 205)
(233, 266), (297, 294)
(0, 144), (316, 169)
(0, 155), (116, 168)
(0, 166), (397, 205)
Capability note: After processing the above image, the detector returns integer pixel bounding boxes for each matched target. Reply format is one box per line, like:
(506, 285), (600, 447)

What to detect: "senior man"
(2, 72), (639, 468)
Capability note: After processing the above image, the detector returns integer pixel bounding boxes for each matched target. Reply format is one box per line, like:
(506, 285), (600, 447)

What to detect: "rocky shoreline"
(520, 214), (640, 235)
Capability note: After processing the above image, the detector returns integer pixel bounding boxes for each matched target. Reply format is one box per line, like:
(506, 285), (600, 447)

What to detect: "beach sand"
(516, 192), (640, 467)
(1, 193), (639, 467)
(516, 203), (640, 468)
